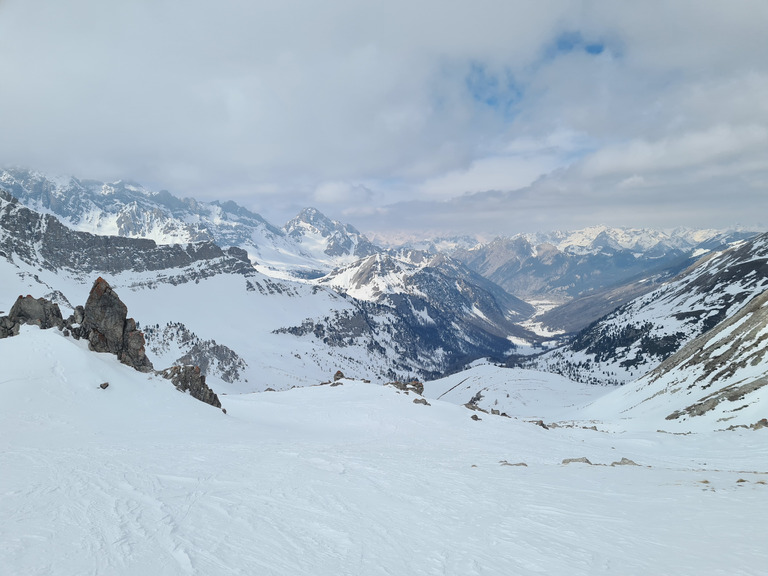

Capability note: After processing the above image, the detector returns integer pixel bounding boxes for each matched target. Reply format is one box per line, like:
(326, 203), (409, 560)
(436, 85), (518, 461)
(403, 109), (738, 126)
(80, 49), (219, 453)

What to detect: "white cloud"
(313, 181), (374, 205)
(0, 0), (766, 232)
(417, 154), (562, 199)
(582, 125), (768, 178)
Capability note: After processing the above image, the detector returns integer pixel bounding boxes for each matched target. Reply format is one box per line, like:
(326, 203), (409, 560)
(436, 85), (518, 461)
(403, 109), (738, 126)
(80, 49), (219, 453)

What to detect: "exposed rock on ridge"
(81, 277), (153, 372)
(0, 278), (152, 372)
(0, 188), (254, 279)
(0, 278), (226, 409)
(0, 295), (64, 337)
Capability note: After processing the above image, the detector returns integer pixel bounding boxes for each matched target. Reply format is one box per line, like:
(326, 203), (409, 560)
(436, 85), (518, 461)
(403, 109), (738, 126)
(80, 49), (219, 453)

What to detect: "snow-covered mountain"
(423, 362), (607, 419)
(579, 287), (768, 432)
(283, 207), (379, 273)
(450, 226), (756, 305)
(0, 188), (541, 384)
(0, 168), (375, 279)
(277, 251), (539, 377)
(527, 232), (768, 385)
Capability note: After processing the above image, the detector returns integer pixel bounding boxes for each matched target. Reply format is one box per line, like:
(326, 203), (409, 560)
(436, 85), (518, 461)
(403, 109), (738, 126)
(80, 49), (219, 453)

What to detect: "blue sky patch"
(549, 31), (606, 58)
(464, 62), (522, 118)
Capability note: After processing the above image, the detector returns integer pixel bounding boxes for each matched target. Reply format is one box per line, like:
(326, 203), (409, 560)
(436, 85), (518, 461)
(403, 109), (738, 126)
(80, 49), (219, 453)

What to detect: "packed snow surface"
(2, 327), (767, 576)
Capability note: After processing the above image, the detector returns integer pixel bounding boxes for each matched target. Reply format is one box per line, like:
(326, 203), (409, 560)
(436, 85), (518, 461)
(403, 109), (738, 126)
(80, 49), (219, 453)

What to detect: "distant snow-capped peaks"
(522, 225), (704, 254)
(284, 206), (379, 261)
(370, 233), (484, 253)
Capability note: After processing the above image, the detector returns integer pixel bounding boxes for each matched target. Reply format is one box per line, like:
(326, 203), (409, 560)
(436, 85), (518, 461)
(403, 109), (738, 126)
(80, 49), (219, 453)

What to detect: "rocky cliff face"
(0, 189), (254, 280)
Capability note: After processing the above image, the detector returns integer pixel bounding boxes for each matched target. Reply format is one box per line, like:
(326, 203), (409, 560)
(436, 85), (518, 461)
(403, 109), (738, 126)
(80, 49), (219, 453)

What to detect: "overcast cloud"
(1, 0), (767, 237)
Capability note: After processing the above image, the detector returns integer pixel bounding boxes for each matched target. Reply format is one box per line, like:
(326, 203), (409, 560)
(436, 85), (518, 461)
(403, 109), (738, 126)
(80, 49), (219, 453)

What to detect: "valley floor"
(1, 329), (767, 575)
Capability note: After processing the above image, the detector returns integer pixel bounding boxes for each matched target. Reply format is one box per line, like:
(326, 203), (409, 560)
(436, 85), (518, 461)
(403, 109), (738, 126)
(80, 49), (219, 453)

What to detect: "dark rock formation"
(81, 277), (153, 372)
(10, 295), (64, 329)
(160, 365), (222, 409)
(0, 295), (64, 337)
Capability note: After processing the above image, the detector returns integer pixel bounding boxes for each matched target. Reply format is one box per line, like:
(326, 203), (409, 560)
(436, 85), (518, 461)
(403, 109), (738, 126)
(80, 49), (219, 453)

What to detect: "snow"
(2, 327), (767, 575)
(0, 254), (415, 392)
(423, 364), (609, 419)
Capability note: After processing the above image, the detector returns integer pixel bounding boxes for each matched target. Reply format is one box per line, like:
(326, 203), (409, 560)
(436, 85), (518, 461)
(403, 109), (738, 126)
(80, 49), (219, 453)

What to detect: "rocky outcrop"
(0, 295), (64, 337)
(81, 277), (153, 372)
(386, 380), (424, 395)
(160, 365), (222, 409)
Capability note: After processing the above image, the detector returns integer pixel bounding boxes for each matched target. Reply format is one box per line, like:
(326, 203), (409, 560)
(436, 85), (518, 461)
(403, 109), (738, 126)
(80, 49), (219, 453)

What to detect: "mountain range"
(2, 165), (767, 427)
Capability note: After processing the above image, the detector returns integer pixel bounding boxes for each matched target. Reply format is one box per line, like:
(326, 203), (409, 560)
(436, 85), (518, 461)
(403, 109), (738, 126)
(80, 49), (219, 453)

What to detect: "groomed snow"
(2, 327), (767, 576)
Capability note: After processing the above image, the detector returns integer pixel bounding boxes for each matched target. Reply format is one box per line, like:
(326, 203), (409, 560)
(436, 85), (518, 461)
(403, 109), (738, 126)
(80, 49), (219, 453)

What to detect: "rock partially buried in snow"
(160, 365), (222, 409)
(386, 380), (424, 395)
(562, 457), (592, 465)
(611, 457), (639, 466)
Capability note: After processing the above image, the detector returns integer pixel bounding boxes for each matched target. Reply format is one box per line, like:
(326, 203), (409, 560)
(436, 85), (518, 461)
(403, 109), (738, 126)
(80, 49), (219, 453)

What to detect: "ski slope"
(2, 327), (767, 576)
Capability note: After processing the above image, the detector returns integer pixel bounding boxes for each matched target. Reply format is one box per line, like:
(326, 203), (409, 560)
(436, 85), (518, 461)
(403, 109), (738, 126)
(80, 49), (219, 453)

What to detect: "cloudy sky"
(1, 1), (767, 238)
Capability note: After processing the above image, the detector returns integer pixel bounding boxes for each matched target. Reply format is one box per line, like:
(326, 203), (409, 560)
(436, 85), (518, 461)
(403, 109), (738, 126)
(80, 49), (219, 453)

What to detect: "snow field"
(2, 328), (767, 575)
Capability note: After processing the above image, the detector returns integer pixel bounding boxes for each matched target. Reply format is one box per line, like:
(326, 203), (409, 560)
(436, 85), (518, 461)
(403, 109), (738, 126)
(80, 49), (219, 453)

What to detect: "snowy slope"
(530, 232), (768, 385)
(2, 326), (767, 576)
(0, 248), (434, 391)
(577, 289), (768, 432)
(423, 362), (608, 420)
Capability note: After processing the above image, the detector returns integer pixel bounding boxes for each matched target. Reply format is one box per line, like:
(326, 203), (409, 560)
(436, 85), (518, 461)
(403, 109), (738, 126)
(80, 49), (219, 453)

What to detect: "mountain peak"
(284, 207), (378, 261)
(286, 207), (340, 236)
